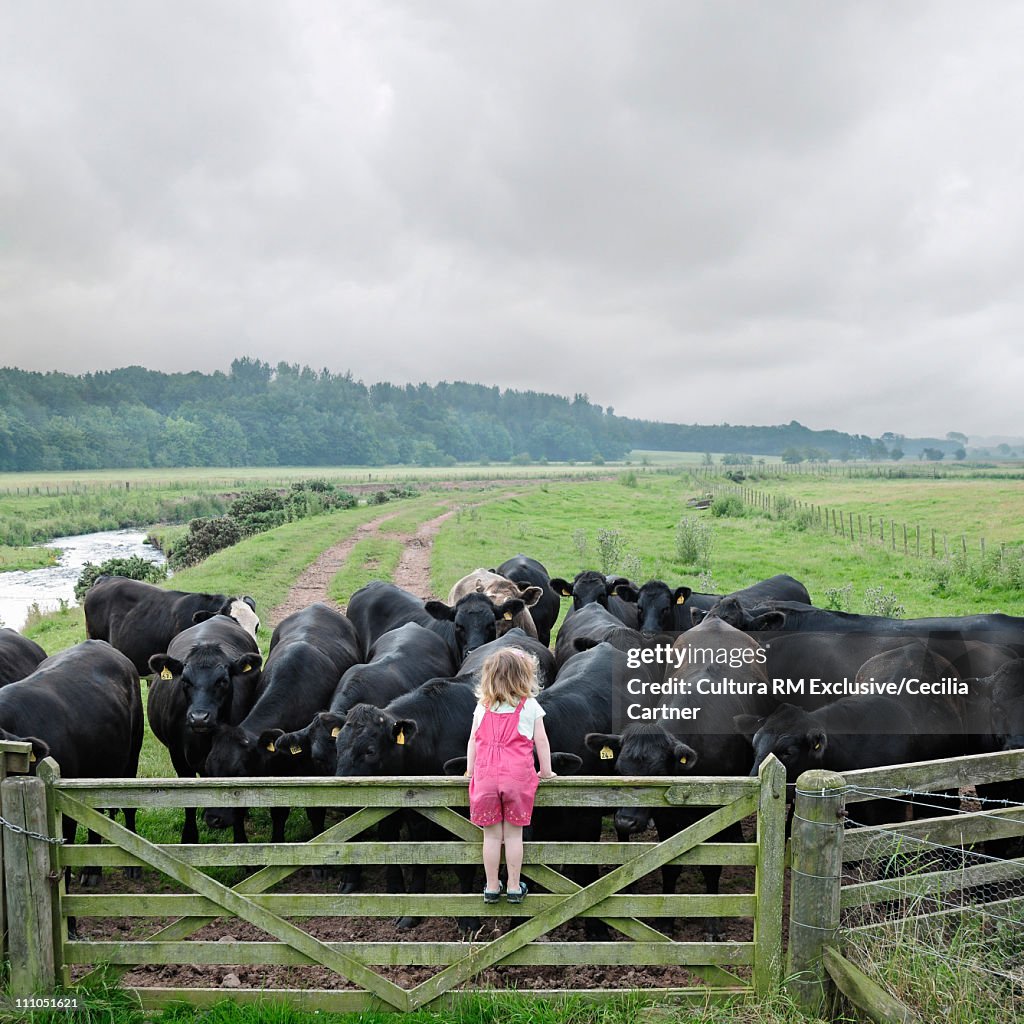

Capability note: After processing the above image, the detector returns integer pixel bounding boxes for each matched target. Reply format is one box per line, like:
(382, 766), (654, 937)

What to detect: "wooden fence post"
(1, 775), (57, 994)
(787, 769), (846, 1015)
(0, 740), (34, 968)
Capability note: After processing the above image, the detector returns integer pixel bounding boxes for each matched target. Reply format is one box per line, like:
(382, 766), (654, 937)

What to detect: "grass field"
(3, 463), (1023, 1022)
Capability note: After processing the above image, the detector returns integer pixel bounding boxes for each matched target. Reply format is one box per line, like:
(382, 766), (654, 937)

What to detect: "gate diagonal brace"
(416, 806), (745, 990)
(407, 792), (758, 1010)
(54, 793), (410, 1012)
(75, 805), (392, 988)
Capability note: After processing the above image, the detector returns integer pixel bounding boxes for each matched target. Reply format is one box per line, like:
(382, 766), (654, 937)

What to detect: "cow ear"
(243, 595), (257, 611)
(673, 586), (693, 605)
(807, 729), (827, 755)
(573, 637), (600, 653)
(495, 598), (525, 622)
(584, 733), (621, 760)
(192, 610), (216, 624)
(550, 578), (573, 598)
(689, 609), (707, 625)
(733, 714), (763, 739)
(517, 585), (543, 607)
(393, 719), (417, 745)
(424, 600), (455, 621)
(611, 583), (639, 602)
(672, 742), (699, 771)
(749, 611), (785, 631)
(232, 653), (262, 676)
(552, 752), (583, 774)
(23, 736), (50, 765)
(148, 654), (183, 680)
(443, 756), (468, 775)
(318, 712), (346, 739)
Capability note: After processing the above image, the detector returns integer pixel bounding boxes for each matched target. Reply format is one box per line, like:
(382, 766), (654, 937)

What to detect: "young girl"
(466, 647), (556, 903)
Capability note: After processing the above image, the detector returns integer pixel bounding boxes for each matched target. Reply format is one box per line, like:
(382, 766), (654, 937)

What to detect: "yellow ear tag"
(290, 744), (302, 756)
(813, 742), (821, 750)
(29, 751), (37, 763)
(160, 667), (172, 680)
(561, 589), (572, 597)
(331, 726), (341, 738)
(680, 755), (688, 765)
(241, 663), (252, 673)
(265, 741), (276, 753)
(503, 611), (513, 621)
(396, 729), (406, 745)
(676, 594), (686, 604)
(600, 745), (614, 760)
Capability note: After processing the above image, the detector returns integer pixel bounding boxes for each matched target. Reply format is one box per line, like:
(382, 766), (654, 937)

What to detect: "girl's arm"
(533, 717), (556, 779)
(465, 714), (478, 777)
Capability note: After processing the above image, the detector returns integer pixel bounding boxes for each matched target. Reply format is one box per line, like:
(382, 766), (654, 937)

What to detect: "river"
(0, 529), (167, 632)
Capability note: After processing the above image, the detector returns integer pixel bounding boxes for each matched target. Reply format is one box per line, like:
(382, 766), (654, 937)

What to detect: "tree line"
(0, 358), (958, 470)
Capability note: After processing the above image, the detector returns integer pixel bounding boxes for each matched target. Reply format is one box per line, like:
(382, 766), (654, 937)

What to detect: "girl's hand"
(539, 771), (557, 780)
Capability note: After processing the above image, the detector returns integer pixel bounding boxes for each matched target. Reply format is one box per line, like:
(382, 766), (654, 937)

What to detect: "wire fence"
(838, 786), (1024, 1015)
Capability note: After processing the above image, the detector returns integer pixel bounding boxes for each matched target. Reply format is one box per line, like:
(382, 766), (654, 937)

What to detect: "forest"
(0, 357), (953, 470)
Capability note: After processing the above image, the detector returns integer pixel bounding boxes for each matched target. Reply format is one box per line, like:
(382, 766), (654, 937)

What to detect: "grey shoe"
(483, 881), (504, 904)
(506, 882), (528, 904)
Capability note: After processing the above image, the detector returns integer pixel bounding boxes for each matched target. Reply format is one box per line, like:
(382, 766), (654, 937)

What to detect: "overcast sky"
(2, 2), (1022, 439)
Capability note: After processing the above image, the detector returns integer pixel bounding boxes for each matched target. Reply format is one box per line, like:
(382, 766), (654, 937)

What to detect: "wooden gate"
(3, 755), (786, 1013)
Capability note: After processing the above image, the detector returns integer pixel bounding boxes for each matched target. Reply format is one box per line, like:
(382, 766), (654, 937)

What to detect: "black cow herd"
(1, 556), (1023, 935)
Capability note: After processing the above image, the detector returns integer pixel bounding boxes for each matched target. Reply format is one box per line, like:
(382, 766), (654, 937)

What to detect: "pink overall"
(469, 699), (540, 827)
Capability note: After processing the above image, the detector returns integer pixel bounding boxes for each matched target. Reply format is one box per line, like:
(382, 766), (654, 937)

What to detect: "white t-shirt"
(470, 696), (545, 740)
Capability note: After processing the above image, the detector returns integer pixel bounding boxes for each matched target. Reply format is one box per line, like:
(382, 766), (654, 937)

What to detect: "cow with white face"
(446, 568), (543, 640)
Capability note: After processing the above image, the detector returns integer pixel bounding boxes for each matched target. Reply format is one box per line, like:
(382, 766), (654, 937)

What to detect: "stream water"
(0, 529), (167, 631)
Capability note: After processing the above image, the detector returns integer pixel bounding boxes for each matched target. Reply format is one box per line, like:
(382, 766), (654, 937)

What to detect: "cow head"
(632, 581), (693, 634)
(584, 728), (698, 835)
(333, 703), (416, 777)
(550, 571), (618, 611)
(425, 592), (526, 659)
(193, 596), (260, 637)
(735, 703), (826, 779)
(149, 646), (262, 733)
(274, 713), (347, 775)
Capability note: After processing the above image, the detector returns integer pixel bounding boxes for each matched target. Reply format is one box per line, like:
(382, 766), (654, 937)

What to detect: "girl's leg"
(482, 824), (504, 891)
(504, 824), (524, 891)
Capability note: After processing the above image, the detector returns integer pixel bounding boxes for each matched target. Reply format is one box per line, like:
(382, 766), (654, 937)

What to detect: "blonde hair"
(476, 647), (540, 708)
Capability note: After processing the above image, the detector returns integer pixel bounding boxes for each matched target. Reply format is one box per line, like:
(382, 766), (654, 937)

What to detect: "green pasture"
(0, 544), (58, 571)
(751, 473), (1024, 547)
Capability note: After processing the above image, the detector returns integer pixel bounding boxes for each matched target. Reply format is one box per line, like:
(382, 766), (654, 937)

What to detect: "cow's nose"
(188, 710), (212, 728)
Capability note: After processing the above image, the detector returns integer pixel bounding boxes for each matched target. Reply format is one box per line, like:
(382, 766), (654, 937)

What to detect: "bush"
(169, 516), (243, 569)
(75, 555), (168, 601)
(595, 529), (625, 574)
(863, 585), (905, 618)
(822, 584), (853, 613)
(675, 516), (713, 568)
(711, 495), (745, 518)
(618, 470), (638, 488)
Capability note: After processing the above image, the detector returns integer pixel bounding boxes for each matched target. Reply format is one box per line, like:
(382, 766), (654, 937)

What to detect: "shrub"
(863, 585), (905, 618)
(75, 555), (168, 601)
(675, 516), (713, 568)
(822, 584), (853, 613)
(169, 516), (243, 569)
(595, 529), (625, 575)
(711, 495), (745, 518)
(619, 470), (638, 488)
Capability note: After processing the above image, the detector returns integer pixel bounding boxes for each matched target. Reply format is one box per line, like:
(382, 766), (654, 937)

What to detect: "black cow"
(457, 627), (557, 687)
(0, 641), (143, 889)
(203, 604), (361, 840)
(334, 679), (482, 929)
(278, 621), (456, 777)
(549, 571), (640, 629)
(0, 628), (47, 687)
(711, 599), (1024, 648)
(147, 616), (262, 843)
(84, 576), (259, 675)
(610, 580), (699, 634)
(424, 591), (527, 663)
(584, 618), (774, 937)
(346, 581), (456, 659)
(494, 555), (562, 647)
(736, 642), (967, 826)
(764, 631), (1017, 709)
(553, 602), (633, 668)
(696, 575), (811, 627)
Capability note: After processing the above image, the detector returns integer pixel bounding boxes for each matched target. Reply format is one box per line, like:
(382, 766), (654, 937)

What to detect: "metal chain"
(0, 813), (65, 844)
